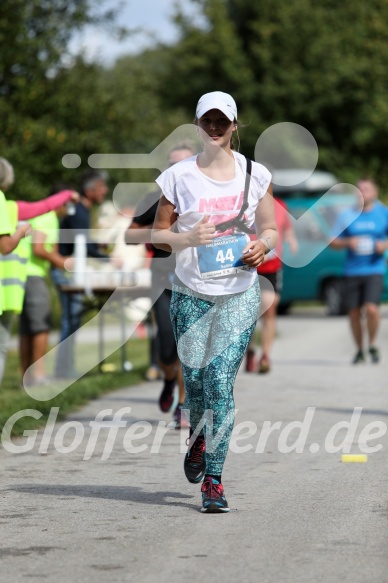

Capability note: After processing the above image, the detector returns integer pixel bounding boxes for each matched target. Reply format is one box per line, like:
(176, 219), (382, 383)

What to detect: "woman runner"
(152, 91), (278, 513)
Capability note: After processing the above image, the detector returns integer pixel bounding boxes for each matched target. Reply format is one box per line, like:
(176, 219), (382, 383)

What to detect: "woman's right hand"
(188, 215), (215, 247)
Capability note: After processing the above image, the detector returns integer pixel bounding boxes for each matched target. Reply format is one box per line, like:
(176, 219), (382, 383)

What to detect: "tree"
(2, 0), (388, 199)
(158, 0), (388, 188)
(0, 0), (119, 199)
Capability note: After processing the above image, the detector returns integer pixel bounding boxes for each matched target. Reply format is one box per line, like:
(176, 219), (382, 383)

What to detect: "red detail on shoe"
(201, 477), (224, 499)
(189, 436), (206, 464)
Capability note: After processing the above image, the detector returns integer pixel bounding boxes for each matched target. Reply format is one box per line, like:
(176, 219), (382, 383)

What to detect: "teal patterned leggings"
(170, 277), (260, 475)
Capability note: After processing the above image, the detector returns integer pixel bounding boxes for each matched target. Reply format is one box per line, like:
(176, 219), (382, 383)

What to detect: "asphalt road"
(1, 308), (388, 583)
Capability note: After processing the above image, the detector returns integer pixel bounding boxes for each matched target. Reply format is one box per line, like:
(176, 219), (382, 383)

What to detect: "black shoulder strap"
(215, 156), (254, 234)
(239, 157), (252, 219)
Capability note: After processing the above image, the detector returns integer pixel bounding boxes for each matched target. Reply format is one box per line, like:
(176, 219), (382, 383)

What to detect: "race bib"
(355, 236), (375, 256)
(197, 233), (251, 279)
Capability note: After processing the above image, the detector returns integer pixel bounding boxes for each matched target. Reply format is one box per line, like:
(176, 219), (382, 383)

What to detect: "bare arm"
(284, 226), (298, 254)
(329, 237), (358, 251)
(0, 223), (31, 255)
(331, 236), (388, 254)
(375, 239), (388, 254)
(152, 195), (215, 252)
(330, 238), (348, 249)
(241, 185), (279, 268)
(17, 191), (79, 221)
(124, 220), (152, 245)
(32, 231), (69, 270)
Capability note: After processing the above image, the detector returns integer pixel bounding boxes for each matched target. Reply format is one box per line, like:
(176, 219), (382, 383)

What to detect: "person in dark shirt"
(126, 143), (195, 428)
(59, 171), (109, 258)
(52, 170), (109, 378)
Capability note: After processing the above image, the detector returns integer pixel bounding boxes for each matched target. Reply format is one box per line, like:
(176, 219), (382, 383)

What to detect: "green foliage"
(0, 339), (148, 436)
(0, 0), (121, 199)
(164, 0), (388, 186)
(160, 0), (255, 109)
(1, 0), (388, 201)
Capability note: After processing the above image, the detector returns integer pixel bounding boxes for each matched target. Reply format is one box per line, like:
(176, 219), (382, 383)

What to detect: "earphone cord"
(235, 126), (240, 152)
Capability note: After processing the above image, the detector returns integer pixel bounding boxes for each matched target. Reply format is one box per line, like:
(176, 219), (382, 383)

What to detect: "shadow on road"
(7, 484), (196, 510)
(64, 415), (178, 427)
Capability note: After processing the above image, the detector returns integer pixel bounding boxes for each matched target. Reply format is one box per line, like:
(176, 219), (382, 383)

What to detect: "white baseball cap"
(196, 91), (237, 122)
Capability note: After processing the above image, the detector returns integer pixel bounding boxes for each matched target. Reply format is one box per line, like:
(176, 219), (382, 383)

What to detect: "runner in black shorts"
(330, 178), (388, 363)
(345, 274), (384, 311)
(260, 270), (283, 295)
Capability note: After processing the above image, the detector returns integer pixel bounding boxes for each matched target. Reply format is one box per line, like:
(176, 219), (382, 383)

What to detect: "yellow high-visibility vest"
(0, 201), (29, 313)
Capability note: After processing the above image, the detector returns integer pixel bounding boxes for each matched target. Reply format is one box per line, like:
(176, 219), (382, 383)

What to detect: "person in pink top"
(246, 198), (298, 373)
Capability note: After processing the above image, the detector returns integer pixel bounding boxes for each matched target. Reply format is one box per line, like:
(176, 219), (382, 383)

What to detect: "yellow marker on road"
(341, 454), (368, 463)
(100, 363), (117, 372)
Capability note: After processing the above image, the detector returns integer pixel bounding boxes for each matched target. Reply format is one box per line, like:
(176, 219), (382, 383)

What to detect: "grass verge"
(1, 338), (148, 437)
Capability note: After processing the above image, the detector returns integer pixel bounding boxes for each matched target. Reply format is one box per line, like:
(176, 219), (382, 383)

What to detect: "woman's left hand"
(240, 239), (267, 267)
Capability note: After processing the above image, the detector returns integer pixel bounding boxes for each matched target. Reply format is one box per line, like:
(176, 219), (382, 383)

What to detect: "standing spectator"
(0, 161), (31, 386)
(330, 178), (388, 363)
(0, 157), (78, 384)
(0, 157), (30, 259)
(52, 170), (109, 378)
(19, 199), (72, 385)
(126, 143), (196, 428)
(246, 198), (298, 373)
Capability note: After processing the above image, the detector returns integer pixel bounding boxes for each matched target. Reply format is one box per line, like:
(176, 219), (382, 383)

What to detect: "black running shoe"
(159, 379), (176, 413)
(201, 477), (230, 513)
(369, 346), (380, 363)
(352, 350), (365, 364)
(184, 433), (206, 483)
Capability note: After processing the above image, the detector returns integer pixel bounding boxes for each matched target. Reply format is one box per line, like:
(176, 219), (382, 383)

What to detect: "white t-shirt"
(155, 151), (271, 295)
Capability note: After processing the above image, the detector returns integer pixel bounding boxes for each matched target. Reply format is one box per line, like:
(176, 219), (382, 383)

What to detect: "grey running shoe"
(369, 346), (380, 363)
(352, 350), (365, 364)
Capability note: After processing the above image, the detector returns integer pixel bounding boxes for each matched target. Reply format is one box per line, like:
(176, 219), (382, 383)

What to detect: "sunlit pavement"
(1, 308), (387, 582)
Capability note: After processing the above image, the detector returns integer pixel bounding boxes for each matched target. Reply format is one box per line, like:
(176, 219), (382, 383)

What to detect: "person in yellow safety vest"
(19, 192), (77, 386)
(0, 157), (79, 385)
(0, 160), (31, 385)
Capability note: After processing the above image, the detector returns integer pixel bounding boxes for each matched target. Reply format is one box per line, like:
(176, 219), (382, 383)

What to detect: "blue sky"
(69, 0), (205, 64)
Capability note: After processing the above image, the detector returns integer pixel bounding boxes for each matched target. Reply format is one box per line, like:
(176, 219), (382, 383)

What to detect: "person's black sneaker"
(352, 350), (365, 364)
(184, 432), (206, 483)
(369, 346), (380, 363)
(201, 477), (230, 513)
(158, 378), (176, 413)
